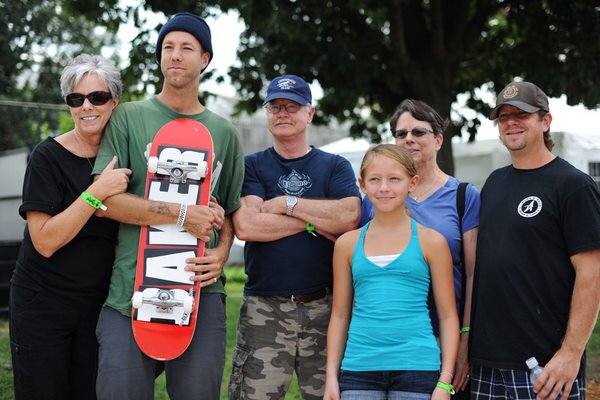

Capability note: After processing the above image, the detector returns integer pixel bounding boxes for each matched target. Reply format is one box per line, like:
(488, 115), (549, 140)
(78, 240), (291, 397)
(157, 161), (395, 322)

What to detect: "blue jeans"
(339, 370), (438, 400)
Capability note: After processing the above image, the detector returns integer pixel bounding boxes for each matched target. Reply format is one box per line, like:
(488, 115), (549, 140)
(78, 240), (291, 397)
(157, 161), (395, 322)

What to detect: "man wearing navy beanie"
(156, 12), (213, 71)
(93, 11), (244, 400)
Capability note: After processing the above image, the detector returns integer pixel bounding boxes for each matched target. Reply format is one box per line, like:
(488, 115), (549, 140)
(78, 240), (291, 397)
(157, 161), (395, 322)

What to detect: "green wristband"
(306, 223), (316, 236)
(436, 381), (455, 395)
(460, 326), (470, 334)
(81, 192), (107, 211)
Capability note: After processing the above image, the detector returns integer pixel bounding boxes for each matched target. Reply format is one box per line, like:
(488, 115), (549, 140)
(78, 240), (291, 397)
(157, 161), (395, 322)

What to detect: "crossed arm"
(233, 195), (361, 242)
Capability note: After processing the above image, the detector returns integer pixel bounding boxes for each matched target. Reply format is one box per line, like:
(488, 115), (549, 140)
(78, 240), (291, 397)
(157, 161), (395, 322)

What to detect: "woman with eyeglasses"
(9, 54), (131, 399)
(360, 99), (480, 396)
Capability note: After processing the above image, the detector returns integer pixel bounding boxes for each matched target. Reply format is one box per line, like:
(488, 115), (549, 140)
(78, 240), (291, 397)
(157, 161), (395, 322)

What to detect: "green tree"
(1, 0), (118, 150)
(64, 0), (600, 173)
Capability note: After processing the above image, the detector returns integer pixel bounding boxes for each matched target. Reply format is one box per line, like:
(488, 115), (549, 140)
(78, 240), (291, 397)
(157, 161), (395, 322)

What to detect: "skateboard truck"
(132, 289), (194, 314)
(147, 157), (208, 184)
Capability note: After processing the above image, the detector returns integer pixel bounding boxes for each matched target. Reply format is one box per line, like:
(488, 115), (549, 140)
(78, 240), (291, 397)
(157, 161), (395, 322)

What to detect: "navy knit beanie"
(156, 12), (213, 71)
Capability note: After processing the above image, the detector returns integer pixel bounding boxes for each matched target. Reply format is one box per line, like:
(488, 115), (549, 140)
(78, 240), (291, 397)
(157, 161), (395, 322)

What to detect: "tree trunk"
(422, 92), (455, 176)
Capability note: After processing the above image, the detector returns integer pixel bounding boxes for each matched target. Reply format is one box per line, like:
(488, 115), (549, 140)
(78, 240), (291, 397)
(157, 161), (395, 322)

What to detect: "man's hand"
(533, 348), (579, 400)
(209, 195), (225, 230)
(452, 334), (470, 392)
(185, 244), (229, 288)
(260, 195), (286, 215)
(183, 205), (216, 243)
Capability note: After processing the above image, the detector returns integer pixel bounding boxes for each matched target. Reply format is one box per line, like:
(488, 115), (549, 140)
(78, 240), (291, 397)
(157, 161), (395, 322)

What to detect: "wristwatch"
(286, 196), (298, 216)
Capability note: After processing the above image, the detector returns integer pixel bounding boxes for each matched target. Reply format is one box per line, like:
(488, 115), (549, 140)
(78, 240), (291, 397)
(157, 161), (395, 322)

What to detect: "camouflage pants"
(228, 293), (332, 400)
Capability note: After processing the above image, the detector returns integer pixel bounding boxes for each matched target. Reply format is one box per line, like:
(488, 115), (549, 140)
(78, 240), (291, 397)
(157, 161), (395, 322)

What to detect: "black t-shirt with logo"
(470, 157), (600, 372)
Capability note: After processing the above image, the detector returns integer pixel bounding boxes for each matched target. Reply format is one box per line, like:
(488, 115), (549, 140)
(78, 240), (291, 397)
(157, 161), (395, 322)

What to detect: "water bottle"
(525, 357), (544, 385)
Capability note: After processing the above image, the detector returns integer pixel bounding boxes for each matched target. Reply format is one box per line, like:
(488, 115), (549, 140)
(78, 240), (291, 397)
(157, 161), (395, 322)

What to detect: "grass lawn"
(0, 266), (301, 400)
(0, 266), (598, 399)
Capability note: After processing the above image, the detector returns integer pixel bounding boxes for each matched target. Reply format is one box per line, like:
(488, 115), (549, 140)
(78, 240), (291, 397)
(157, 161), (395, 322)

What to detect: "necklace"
(73, 131), (95, 169)
(411, 175), (445, 201)
(412, 186), (437, 202)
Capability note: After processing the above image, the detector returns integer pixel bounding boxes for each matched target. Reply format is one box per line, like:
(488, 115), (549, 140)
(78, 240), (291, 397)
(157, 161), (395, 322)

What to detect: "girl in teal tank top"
(324, 144), (459, 400)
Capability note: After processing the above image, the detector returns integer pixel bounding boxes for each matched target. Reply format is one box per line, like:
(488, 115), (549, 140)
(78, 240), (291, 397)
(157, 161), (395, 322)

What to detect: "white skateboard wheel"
(183, 296), (194, 313)
(132, 291), (144, 309)
(197, 161), (208, 178)
(148, 156), (159, 173)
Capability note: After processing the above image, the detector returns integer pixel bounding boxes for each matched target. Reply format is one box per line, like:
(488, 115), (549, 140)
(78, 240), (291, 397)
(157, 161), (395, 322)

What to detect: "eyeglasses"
(392, 127), (434, 139)
(265, 103), (304, 114)
(65, 91), (113, 107)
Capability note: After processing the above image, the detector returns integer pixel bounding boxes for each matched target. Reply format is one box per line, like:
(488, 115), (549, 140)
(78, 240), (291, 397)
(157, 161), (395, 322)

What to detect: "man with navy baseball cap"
(229, 75), (361, 399)
(93, 11), (244, 400)
(262, 74), (313, 105)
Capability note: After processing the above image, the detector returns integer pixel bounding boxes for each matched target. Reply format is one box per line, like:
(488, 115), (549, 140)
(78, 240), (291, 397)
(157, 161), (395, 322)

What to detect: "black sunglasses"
(392, 127), (434, 139)
(65, 91), (113, 107)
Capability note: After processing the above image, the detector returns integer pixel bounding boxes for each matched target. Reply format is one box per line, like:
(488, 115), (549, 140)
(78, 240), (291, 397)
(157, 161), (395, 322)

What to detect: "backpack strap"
(456, 182), (468, 252)
(456, 181), (469, 323)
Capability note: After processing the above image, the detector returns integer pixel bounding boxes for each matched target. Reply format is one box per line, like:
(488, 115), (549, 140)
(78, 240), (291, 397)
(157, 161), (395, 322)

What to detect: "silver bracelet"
(176, 203), (187, 228)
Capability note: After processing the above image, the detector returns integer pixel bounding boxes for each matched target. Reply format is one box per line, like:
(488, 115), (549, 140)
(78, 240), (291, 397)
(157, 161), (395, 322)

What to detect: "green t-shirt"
(94, 96), (244, 317)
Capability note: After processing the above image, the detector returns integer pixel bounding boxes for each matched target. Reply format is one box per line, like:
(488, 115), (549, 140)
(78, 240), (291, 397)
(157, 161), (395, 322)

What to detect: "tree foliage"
(18, 0), (600, 173)
(0, 0), (117, 150)
(122, 0), (600, 172)
(210, 0), (600, 173)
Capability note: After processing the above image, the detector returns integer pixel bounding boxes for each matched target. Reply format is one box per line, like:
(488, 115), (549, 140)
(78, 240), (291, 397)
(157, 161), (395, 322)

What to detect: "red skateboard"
(131, 118), (213, 360)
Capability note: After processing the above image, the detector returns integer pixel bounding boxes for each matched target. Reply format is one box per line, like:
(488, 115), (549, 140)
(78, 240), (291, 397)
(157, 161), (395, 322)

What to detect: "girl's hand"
(323, 379), (341, 400)
(432, 385), (452, 400)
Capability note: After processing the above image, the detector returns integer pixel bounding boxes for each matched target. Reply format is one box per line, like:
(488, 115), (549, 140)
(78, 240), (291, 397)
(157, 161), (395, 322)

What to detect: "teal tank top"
(341, 219), (440, 371)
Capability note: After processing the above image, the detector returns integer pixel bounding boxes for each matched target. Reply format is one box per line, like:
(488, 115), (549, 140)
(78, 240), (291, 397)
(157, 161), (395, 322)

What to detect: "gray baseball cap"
(489, 81), (549, 120)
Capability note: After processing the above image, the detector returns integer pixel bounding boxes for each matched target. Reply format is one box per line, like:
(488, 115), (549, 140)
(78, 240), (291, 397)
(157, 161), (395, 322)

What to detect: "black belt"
(284, 288), (328, 303)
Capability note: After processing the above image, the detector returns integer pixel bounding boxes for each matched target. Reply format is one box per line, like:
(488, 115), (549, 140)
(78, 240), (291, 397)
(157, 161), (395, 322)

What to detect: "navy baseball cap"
(156, 12), (213, 72)
(489, 81), (549, 120)
(263, 75), (312, 106)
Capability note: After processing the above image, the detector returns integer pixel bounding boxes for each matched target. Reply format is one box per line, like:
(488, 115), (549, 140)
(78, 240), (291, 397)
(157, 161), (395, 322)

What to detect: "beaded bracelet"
(176, 203), (188, 228)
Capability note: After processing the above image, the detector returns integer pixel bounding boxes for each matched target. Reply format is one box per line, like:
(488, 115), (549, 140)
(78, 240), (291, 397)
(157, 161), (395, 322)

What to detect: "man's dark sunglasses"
(392, 127), (434, 139)
(65, 91), (113, 107)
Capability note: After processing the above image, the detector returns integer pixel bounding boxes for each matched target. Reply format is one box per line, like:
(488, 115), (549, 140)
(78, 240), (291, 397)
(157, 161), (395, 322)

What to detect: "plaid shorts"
(471, 365), (586, 400)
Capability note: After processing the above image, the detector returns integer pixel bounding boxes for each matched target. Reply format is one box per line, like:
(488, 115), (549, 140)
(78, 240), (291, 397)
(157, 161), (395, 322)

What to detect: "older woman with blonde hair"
(9, 54), (131, 399)
(361, 99), (480, 395)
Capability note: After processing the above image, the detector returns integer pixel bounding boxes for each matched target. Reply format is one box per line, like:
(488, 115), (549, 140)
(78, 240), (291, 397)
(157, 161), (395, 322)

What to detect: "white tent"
(320, 132), (600, 190)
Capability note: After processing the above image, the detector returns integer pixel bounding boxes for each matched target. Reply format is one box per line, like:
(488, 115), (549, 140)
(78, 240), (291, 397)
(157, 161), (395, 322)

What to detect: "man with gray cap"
(229, 74), (361, 399)
(469, 81), (600, 400)
(92, 12), (244, 399)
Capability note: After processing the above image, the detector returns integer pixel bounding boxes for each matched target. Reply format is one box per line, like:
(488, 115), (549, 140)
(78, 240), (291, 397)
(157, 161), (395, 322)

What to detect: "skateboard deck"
(132, 118), (213, 360)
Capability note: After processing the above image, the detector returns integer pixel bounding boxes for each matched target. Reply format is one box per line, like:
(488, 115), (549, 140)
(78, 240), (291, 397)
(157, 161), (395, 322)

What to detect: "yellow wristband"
(460, 326), (470, 334)
(81, 192), (107, 211)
